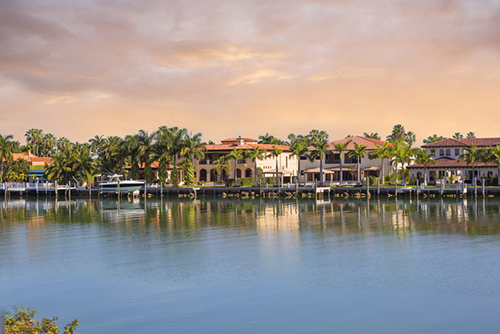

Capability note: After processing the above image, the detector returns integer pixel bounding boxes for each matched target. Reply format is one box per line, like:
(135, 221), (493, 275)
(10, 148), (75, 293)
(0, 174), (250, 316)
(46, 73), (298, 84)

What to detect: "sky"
(1, 0), (499, 145)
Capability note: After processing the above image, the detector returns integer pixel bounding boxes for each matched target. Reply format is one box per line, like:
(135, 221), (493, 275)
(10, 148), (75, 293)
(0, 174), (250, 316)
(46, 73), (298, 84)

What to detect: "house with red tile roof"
(301, 136), (393, 184)
(407, 138), (500, 184)
(196, 136), (297, 184)
(8, 150), (52, 181)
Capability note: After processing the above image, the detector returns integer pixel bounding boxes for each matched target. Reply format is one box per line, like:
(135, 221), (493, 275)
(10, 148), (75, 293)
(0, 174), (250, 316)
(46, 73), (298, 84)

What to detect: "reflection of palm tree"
(212, 156), (230, 183)
(414, 148), (436, 186)
(332, 139), (352, 186)
(0, 134), (14, 180)
(370, 142), (391, 185)
(245, 145), (266, 186)
(348, 143), (367, 184)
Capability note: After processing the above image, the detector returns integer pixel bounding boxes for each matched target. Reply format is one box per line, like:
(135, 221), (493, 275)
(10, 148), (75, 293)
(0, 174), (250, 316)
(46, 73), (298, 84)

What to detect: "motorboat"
(94, 174), (144, 193)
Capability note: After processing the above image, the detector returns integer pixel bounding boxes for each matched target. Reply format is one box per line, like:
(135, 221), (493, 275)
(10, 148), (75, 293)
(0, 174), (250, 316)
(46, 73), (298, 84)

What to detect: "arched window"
(439, 149), (444, 156)
(446, 149), (451, 156)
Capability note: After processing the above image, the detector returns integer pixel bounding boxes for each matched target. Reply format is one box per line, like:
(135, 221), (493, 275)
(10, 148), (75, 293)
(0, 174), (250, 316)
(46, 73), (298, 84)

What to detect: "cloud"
(0, 0), (499, 143)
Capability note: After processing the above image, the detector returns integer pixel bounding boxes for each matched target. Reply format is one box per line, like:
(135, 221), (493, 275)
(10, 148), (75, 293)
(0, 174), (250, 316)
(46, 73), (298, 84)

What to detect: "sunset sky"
(1, 0), (499, 145)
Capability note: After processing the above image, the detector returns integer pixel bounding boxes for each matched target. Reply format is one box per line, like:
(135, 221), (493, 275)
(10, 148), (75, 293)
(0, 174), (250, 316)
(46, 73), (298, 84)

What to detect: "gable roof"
(204, 143), (290, 152)
(328, 136), (392, 151)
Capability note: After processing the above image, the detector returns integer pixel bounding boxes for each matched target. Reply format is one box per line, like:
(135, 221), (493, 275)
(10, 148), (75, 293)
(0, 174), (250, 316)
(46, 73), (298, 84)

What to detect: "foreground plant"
(4, 307), (79, 334)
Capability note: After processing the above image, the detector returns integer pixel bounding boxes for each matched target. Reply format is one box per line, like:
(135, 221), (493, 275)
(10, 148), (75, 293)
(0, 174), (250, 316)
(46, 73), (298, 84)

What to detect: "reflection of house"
(195, 137), (298, 184)
(407, 138), (500, 184)
(10, 150), (52, 181)
(301, 136), (392, 184)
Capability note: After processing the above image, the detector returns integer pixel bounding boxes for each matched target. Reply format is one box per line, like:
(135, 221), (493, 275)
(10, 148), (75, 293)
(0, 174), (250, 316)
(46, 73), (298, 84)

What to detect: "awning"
(362, 166), (380, 171)
(262, 169), (293, 175)
(303, 168), (335, 174)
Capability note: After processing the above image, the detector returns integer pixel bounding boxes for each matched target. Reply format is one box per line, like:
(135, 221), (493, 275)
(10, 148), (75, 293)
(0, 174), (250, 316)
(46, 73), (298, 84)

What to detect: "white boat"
(94, 175), (144, 193)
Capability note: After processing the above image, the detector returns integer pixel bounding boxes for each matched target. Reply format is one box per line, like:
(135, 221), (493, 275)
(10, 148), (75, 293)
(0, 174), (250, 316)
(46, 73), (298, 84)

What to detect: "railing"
(237, 159), (246, 164)
(198, 159), (211, 165)
(325, 159), (341, 164)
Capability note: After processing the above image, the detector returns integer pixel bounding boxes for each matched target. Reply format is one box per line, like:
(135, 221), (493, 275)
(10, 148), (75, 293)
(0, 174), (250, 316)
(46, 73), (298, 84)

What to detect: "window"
(446, 149), (450, 156)
(439, 149), (444, 156)
(455, 149), (460, 156)
(431, 149), (435, 154)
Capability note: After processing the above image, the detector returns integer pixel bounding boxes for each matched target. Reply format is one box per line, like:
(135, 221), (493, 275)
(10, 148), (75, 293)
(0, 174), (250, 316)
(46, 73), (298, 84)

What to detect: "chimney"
(237, 136), (244, 146)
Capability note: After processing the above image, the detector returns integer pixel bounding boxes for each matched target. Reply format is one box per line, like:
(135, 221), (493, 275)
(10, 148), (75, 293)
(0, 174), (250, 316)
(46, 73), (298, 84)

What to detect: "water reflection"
(2, 197), (500, 238)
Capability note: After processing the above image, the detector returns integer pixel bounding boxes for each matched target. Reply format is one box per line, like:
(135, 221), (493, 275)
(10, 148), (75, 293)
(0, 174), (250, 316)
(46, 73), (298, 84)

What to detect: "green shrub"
(4, 307), (79, 334)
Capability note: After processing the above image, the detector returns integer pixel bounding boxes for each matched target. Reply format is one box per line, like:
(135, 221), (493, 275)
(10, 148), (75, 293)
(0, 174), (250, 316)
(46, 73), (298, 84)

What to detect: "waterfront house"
(194, 136), (298, 185)
(9, 150), (52, 181)
(301, 136), (392, 184)
(407, 138), (500, 184)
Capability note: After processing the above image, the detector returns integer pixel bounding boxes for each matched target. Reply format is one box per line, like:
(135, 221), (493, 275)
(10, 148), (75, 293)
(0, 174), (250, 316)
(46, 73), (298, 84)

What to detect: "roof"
(220, 137), (258, 143)
(422, 138), (500, 148)
(204, 143), (291, 152)
(407, 157), (498, 169)
(10, 151), (52, 165)
(262, 168), (293, 175)
(303, 168), (335, 174)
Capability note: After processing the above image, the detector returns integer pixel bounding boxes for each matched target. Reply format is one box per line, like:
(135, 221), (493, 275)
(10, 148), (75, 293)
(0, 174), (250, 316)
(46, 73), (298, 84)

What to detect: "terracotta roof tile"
(408, 157), (497, 169)
(204, 143), (290, 151)
(220, 137), (258, 143)
(422, 138), (500, 148)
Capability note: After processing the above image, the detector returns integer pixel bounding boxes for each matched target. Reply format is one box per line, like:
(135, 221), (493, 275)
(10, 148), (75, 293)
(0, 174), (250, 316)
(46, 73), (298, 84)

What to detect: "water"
(1, 197), (500, 333)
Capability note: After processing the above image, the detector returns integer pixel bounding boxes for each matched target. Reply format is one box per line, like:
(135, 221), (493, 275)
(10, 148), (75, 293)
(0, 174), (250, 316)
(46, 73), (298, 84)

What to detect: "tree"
(423, 134), (446, 144)
(458, 143), (484, 185)
(386, 124), (406, 141)
(369, 142), (391, 185)
(227, 147), (244, 186)
(390, 142), (414, 185)
(5, 158), (29, 182)
(289, 138), (309, 186)
(332, 139), (352, 186)
(72, 146), (96, 186)
(310, 137), (329, 184)
(308, 129), (329, 144)
(488, 145), (500, 186)
(348, 142), (367, 184)
(0, 134), (14, 180)
(212, 156), (230, 183)
(466, 131), (476, 139)
(25, 128), (43, 156)
(405, 131), (416, 147)
(453, 132), (464, 140)
(267, 146), (284, 185)
(4, 307), (79, 334)
(258, 133), (286, 145)
(414, 148), (436, 186)
(363, 132), (381, 140)
(245, 145), (266, 186)
(46, 152), (72, 183)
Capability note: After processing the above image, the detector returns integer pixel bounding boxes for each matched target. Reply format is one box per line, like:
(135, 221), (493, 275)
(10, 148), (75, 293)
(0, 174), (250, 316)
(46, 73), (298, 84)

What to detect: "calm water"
(1, 196), (500, 333)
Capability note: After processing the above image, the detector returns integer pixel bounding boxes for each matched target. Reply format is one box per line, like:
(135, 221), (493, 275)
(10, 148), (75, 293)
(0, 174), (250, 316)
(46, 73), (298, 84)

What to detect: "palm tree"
(245, 145), (266, 186)
(458, 143), (484, 185)
(414, 148), (436, 186)
(363, 132), (381, 140)
(488, 145), (500, 186)
(405, 131), (416, 147)
(369, 142), (391, 185)
(46, 152), (72, 183)
(390, 141), (414, 185)
(332, 139), (352, 186)
(289, 138), (309, 186)
(227, 148), (244, 186)
(25, 128), (43, 156)
(72, 146), (96, 186)
(0, 134), (14, 180)
(310, 137), (329, 184)
(212, 156), (230, 183)
(423, 134), (446, 144)
(348, 143), (367, 184)
(89, 135), (105, 156)
(453, 132), (464, 140)
(466, 132), (476, 139)
(267, 146), (284, 185)
(386, 124), (406, 141)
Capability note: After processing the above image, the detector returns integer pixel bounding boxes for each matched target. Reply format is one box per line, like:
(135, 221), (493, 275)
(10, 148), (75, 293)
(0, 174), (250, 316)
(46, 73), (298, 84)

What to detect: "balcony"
(198, 159), (210, 165)
(325, 159), (341, 164)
